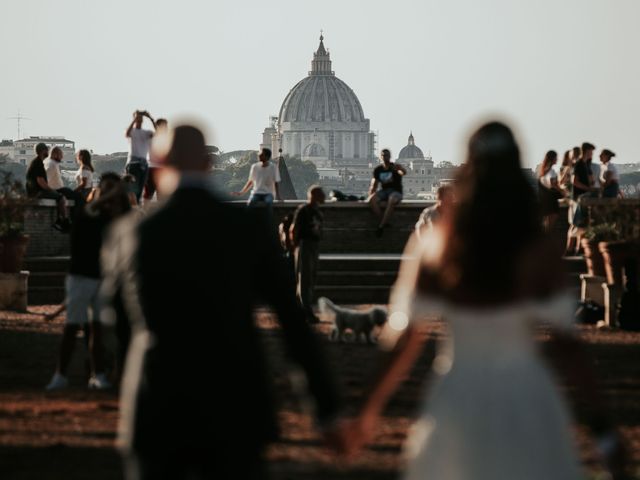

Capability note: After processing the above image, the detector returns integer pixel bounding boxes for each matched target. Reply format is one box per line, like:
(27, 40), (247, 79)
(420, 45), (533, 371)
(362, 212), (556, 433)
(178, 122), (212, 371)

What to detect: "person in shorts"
(369, 148), (407, 237)
(45, 172), (132, 390)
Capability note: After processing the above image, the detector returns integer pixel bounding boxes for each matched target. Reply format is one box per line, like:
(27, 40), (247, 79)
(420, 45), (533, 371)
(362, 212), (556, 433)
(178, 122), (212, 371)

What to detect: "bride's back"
(412, 122), (562, 307)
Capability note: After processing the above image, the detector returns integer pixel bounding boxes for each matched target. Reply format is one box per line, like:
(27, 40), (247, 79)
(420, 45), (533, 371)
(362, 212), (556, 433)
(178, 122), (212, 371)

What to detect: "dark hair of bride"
(418, 121), (543, 305)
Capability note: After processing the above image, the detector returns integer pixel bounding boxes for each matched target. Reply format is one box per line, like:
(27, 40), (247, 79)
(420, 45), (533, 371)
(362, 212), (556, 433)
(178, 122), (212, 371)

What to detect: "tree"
(209, 151), (318, 199)
(282, 155), (319, 197)
(0, 161), (27, 181)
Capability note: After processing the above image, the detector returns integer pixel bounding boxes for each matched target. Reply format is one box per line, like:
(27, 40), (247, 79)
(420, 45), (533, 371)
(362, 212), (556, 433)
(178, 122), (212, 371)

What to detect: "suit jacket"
(101, 185), (339, 454)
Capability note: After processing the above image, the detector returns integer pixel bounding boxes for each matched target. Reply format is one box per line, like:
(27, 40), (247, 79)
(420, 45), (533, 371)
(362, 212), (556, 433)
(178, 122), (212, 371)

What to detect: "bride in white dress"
(340, 122), (626, 479)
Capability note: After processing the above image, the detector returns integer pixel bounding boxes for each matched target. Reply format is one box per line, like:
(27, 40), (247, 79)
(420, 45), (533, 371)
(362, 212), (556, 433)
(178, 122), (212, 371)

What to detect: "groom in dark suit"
(101, 125), (340, 480)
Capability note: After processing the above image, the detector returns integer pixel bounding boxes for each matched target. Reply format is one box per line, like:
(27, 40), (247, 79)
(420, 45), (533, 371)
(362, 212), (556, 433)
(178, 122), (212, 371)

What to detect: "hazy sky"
(2, 0), (639, 168)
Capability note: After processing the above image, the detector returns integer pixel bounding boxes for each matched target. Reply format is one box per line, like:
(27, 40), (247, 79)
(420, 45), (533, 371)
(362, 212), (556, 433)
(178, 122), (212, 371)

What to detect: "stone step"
(27, 272), (67, 287)
(315, 285), (390, 304)
(23, 256), (70, 273)
(562, 256), (587, 274)
(318, 254), (403, 271)
(321, 228), (411, 254)
(317, 271), (398, 286)
(28, 286), (65, 305)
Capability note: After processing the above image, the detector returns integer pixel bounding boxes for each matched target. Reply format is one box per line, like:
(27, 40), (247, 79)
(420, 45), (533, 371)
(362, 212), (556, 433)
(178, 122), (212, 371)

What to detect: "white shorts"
(65, 274), (101, 325)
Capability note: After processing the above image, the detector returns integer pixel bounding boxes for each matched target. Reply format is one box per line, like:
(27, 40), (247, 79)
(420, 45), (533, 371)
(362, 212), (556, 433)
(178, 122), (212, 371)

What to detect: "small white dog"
(318, 297), (388, 344)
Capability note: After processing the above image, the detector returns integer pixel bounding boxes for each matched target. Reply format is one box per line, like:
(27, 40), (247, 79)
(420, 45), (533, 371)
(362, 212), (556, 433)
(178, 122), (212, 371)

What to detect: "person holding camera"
(125, 110), (157, 202)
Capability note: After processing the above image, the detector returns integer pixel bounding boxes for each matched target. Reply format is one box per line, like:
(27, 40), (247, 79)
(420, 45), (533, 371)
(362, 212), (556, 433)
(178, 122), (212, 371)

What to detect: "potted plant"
(0, 171), (30, 273)
(582, 223), (620, 277)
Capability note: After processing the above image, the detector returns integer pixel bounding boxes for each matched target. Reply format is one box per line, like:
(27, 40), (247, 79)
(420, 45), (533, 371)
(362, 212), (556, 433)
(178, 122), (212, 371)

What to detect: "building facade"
(262, 35), (376, 170)
(8, 137), (76, 167)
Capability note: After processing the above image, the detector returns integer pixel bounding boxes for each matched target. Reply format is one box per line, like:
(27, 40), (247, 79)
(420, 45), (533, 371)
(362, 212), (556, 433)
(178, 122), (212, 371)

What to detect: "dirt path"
(1, 306), (639, 479)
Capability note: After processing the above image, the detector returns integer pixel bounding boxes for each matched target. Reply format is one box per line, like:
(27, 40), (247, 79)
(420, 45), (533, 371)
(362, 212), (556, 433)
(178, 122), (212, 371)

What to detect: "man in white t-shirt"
(44, 147), (64, 190)
(232, 147), (282, 206)
(44, 146), (84, 210)
(125, 110), (156, 202)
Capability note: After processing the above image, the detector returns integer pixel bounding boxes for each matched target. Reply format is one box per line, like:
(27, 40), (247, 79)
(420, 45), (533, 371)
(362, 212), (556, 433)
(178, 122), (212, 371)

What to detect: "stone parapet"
(24, 200), (73, 257)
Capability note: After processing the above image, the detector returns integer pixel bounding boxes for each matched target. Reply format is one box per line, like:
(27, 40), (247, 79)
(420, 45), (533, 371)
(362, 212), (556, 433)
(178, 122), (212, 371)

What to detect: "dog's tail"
(317, 297), (336, 315)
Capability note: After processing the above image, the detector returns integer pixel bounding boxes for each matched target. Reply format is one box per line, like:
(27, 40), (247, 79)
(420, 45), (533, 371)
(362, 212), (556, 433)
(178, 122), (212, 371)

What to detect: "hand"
(329, 414), (377, 458)
(230, 191), (241, 196)
(598, 431), (629, 480)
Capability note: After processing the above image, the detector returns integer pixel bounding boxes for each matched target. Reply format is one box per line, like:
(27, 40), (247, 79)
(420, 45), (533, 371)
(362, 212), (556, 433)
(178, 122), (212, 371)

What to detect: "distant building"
(261, 34), (376, 170)
(398, 133), (438, 198)
(9, 137), (76, 167)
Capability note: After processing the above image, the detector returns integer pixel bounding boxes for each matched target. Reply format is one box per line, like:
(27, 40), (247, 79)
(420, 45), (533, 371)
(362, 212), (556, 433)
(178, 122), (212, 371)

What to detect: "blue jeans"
(248, 192), (274, 207)
(125, 160), (148, 203)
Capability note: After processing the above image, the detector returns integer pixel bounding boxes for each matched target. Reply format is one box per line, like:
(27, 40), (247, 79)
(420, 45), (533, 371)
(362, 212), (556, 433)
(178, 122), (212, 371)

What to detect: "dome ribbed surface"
(278, 75), (365, 123)
(398, 144), (424, 159)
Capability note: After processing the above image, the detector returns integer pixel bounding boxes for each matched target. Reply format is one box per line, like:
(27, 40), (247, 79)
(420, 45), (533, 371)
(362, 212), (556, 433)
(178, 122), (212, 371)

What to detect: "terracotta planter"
(0, 234), (29, 273)
(581, 238), (606, 277)
(598, 240), (640, 286)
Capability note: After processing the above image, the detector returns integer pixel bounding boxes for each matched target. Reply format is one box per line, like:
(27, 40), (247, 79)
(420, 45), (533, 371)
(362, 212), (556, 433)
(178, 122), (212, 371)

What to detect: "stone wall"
(24, 200), (72, 257)
(23, 200), (573, 258)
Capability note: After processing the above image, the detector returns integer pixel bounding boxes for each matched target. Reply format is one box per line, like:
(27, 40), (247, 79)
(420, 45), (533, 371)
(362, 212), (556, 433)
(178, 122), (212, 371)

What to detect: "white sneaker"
(45, 372), (69, 391)
(88, 373), (112, 390)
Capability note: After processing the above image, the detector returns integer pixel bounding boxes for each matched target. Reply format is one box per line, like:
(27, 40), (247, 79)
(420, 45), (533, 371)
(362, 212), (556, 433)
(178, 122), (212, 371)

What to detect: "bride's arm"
(342, 325), (425, 454)
(341, 232), (433, 453)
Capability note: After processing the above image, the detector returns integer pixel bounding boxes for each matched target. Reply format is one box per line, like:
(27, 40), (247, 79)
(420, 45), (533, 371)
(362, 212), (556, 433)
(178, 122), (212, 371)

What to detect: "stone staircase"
(24, 257), (68, 305)
(21, 202), (586, 306)
(23, 254), (586, 306)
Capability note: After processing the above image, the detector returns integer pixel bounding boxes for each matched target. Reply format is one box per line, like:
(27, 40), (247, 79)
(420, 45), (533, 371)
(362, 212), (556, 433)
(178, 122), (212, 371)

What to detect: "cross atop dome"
(310, 31), (334, 75)
(408, 132), (415, 145)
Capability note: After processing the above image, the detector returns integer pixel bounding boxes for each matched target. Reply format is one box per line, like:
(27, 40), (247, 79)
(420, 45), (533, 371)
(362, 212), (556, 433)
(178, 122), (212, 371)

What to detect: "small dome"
(398, 132), (425, 159)
(303, 143), (327, 157)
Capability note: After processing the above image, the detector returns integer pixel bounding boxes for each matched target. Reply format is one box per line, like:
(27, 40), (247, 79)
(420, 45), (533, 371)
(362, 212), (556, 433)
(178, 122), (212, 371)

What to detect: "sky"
(2, 0), (639, 168)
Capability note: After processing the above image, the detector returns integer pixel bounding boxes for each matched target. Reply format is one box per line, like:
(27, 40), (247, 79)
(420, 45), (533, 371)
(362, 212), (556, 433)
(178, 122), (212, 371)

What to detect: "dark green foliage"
(94, 156), (127, 177)
(0, 158), (27, 181)
(210, 152), (318, 198)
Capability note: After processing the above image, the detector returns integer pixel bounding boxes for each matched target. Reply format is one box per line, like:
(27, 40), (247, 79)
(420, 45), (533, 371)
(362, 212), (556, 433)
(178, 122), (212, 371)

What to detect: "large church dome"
(278, 35), (365, 123)
(398, 132), (425, 159)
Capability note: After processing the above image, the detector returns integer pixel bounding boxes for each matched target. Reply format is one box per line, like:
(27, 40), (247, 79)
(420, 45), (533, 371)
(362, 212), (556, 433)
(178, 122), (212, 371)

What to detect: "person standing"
(369, 148), (406, 237)
(599, 149), (621, 198)
(143, 118), (168, 203)
(26, 142), (70, 232)
(415, 184), (454, 238)
(101, 126), (339, 480)
(232, 147), (282, 207)
(290, 185), (326, 324)
(125, 110), (156, 202)
(558, 150), (573, 196)
(74, 149), (94, 200)
(567, 142), (595, 254)
(537, 150), (565, 231)
(45, 172), (131, 390)
(339, 122), (627, 480)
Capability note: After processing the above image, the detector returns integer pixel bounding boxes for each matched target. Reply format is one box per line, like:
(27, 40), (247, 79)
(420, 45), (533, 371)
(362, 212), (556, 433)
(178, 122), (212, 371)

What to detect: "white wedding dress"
(394, 292), (584, 480)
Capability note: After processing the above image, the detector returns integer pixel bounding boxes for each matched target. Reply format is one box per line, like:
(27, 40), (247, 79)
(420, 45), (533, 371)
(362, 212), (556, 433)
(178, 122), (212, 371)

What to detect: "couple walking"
(105, 122), (625, 480)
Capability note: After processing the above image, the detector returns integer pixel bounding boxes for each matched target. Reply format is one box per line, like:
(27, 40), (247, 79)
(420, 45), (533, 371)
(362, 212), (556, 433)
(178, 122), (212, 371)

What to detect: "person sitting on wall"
(231, 147), (282, 208)
(368, 148), (407, 237)
(26, 142), (71, 232)
(45, 146), (85, 215)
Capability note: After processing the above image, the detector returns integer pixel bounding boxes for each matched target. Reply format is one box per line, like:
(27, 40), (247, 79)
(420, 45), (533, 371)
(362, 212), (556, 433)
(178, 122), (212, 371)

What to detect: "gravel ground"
(1, 306), (638, 479)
